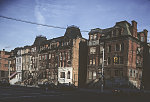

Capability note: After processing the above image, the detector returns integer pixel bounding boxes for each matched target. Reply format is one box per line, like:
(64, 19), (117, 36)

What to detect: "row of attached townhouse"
(6, 21), (150, 89)
(9, 26), (87, 87)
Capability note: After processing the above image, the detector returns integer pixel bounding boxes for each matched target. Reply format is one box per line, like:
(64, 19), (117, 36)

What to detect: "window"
(93, 34), (97, 40)
(60, 61), (63, 67)
(42, 55), (44, 60)
(120, 56), (123, 64)
(115, 44), (120, 51)
(5, 64), (8, 67)
(107, 45), (111, 53)
(68, 51), (71, 60)
(67, 71), (70, 79)
(115, 70), (119, 76)
(113, 30), (116, 36)
(49, 54), (51, 59)
(64, 61), (66, 67)
(100, 58), (103, 65)
(1, 71), (5, 77)
(113, 56), (123, 64)
(107, 57), (111, 64)
(137, 47), (141, 54)
(52, 54), (54, 58)
(120, 71), (123, 76)
(93, 59), (95, 65)
(100, 46), (103, 54)
(45, 55), (47, 60)
(67, 60), (71, 65)
(63, 53), (66, 60)
(90, 35), (93, 40)
(93, 72), (96, 79)
(39, 56), (41, 60)
(90, 59), (92, 65)
(88, 71), (92, 79)
(121, 43), (124, 52)
(60, 72), (65, 78)
(90, 47), (96, 54)
(130, 69), (132, 77)
(141, 36), (144, 42)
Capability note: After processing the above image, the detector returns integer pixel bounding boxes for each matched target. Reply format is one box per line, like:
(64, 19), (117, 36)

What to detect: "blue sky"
(0, 0), (150, 51)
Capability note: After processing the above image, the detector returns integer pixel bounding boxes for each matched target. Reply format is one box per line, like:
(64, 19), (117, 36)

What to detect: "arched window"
(67, 71), (70, 79)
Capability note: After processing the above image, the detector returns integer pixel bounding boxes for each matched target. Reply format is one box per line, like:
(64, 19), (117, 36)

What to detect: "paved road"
(0, 86), (150, 102)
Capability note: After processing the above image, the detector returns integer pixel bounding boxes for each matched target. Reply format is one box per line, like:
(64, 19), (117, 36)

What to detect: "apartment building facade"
(0, 49), (10, 80)
(87, 20), (148, 89)
(38, 26), (87, 87)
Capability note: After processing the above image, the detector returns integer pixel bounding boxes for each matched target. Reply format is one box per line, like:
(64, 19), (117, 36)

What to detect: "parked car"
(57, 83), (76, 90)
(0, 79), (10, 87)
(38, 81), (57, 89)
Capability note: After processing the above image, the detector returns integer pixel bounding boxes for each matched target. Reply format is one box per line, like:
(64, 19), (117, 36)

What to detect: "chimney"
(131, 20), (137, 38)
(143, 29), (148, 42)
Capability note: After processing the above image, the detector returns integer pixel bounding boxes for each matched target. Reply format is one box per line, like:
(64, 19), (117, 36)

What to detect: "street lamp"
(101, 48), (104, 93)
(99, 42), (105, 93)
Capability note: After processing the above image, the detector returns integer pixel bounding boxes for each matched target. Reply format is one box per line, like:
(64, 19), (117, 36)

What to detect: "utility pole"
(101, 48), (104, 93)
(8, 60), (10, 83)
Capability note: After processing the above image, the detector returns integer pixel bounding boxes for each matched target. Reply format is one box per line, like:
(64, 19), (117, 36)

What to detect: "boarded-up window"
(90, 47), (96, 54)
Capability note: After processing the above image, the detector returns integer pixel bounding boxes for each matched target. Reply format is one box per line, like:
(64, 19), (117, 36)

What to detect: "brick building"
(87, 20), (148, 89)
(142, 43), (150, 90)
(0, 49), (10, 80)
(38, 26), (87, 87)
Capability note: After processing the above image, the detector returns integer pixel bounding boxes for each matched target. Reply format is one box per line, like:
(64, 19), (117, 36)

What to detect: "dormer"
(88, 28), (102, 41)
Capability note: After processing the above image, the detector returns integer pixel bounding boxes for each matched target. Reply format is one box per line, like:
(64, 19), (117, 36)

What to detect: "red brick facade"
(87, 20), (148, 89)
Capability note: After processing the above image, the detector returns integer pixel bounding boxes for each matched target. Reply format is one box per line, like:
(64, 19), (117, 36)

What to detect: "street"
(0, 86), (150, 102)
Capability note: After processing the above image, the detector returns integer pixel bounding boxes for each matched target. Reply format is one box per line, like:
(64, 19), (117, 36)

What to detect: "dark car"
(0, 79), (10, 87)
(38, 81), (57, 89)
(57, 83), (76, 90)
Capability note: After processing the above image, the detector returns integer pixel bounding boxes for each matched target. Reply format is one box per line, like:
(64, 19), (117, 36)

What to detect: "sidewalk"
(79, 88), (112, 94)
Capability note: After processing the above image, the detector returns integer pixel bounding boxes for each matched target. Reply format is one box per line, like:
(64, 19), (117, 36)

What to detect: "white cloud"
(34, 0), (46, 30)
